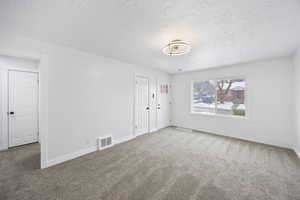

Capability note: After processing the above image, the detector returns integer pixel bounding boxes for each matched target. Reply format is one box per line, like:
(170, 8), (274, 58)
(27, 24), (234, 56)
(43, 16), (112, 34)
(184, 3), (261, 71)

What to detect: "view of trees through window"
(192, 78), (246, 116)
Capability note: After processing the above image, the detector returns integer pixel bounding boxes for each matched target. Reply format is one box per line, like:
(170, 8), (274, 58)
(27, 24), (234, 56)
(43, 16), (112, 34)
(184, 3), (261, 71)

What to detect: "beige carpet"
(1, 127), (300, 200)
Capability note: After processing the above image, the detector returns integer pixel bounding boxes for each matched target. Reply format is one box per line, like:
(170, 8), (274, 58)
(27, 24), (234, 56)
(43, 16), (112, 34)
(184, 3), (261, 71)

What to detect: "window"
(192, 78), (246, 117)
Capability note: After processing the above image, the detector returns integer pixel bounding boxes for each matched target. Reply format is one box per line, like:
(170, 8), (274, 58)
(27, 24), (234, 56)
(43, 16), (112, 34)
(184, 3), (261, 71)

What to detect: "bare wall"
(172, 57), (294, 148)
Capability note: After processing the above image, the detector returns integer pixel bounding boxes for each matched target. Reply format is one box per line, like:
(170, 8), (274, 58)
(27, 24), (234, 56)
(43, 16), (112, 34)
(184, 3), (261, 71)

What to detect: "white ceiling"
(0, 0), (300, 73)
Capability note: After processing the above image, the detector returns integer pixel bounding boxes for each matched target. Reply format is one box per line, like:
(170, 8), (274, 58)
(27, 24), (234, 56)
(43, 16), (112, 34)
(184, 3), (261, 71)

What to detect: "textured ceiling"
(0, 0), (300, 73)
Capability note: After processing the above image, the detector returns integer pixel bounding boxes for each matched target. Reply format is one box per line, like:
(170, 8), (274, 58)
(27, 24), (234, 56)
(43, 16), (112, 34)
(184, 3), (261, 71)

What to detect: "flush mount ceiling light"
(162, 40), (191, 56)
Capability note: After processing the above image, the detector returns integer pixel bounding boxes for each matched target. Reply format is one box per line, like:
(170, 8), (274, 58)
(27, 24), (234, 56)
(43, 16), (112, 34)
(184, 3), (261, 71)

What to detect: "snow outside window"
(191, 78), (246, 117)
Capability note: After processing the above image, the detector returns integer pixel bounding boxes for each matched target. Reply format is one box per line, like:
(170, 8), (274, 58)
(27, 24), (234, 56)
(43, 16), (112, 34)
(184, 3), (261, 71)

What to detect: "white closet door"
(9, 71), (38, 147)
(135, 76), (149, 136)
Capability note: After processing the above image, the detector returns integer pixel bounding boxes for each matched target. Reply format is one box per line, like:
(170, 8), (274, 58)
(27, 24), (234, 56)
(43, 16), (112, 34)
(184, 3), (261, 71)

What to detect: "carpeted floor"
(1, 127), (300, 200)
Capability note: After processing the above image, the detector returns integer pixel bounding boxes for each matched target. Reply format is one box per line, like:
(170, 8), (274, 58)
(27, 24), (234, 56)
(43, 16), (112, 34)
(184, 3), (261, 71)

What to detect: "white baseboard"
(46, 134), (136, 168)
(114, 134), (135, 145)
(150, 128), (158, 133)
(0, 146), (7, 151)
(46, 145), (97, 168)
(150, 125), (170, 133)
(173, 125), (291, 149)
(45, 128), (176, 169)
(294, 149), (300, 159)
(45, 130), (300, 168)
(175, 126), (193, 132)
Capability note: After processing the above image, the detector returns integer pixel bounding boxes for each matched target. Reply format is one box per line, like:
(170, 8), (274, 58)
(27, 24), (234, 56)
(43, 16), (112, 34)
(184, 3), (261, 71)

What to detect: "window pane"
(216, 79), (246, 116)
(192, 80), (215, 113)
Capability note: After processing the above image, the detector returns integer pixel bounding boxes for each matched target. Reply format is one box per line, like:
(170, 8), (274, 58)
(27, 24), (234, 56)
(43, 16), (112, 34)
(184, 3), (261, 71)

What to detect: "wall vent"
(97, 136), (113, 150)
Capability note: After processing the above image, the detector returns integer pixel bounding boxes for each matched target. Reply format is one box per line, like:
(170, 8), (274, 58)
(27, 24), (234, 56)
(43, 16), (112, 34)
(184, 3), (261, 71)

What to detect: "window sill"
(190, 111), (248, 119)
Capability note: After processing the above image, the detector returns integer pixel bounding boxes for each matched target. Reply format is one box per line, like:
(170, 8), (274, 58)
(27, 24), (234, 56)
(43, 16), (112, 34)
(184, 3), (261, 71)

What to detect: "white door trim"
(38, 54), (49, 169)
(0, 69), (8, 150)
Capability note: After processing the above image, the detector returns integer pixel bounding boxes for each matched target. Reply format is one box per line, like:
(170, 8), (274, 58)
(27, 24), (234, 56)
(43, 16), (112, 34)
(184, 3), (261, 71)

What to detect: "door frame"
(156, 80), (162, 130)
(0, 50), (48, 169)
(7, 69), (39, 147)
(134, 75), (150, 137)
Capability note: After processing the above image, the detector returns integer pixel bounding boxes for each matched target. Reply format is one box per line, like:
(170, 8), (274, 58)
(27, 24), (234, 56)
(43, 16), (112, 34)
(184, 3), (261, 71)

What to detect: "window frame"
(190, 76), (248, 119)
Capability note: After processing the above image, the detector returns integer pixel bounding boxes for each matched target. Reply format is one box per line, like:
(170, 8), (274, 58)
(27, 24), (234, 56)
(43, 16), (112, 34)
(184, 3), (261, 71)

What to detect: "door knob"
(146, 107), (150, 110)
(9, 111), (14, 115)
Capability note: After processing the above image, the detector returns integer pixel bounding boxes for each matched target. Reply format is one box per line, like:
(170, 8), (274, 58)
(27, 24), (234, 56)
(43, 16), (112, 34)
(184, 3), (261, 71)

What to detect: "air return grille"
(97, 136), (113, 150)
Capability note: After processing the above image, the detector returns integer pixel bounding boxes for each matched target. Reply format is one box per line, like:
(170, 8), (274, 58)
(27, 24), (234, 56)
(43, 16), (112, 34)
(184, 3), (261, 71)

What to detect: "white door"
(135, 76), (149, 136)
(8, 71), (38, 147)
(156, 81), (171, 129)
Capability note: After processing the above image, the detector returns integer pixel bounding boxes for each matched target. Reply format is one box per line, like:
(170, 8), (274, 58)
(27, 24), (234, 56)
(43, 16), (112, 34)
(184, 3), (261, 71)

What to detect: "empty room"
(0, 0), (300, 200)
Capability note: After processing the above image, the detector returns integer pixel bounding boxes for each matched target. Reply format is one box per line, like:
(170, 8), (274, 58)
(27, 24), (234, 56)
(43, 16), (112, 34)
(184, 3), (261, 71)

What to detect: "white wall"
(0, 55), (39, 150)
(293, 49), (300, 155)
(0, 33), (171, 167)
(45, 51), (170, 163)
(172, 57), (294, 148)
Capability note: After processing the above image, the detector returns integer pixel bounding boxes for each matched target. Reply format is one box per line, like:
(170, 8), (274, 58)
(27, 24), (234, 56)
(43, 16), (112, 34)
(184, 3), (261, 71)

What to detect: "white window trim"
(190, 76), (248, 119)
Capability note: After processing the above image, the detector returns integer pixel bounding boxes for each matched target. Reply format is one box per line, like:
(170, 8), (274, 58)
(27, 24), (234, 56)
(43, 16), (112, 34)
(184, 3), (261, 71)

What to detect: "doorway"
(0, 53), (46, 169)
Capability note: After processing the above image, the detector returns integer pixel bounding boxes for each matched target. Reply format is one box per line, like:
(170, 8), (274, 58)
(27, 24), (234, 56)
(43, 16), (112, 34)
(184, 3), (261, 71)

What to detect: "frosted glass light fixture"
(162, 40), (191, 56)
